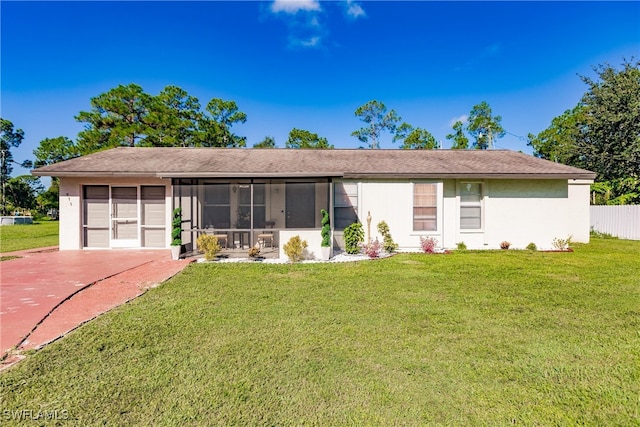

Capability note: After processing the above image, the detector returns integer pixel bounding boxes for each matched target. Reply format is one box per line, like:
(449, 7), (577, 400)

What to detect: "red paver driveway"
(0, 248), (178, 356)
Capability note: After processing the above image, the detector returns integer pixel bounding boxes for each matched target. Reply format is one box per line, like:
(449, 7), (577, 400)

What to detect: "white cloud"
(271, 0), (321, 14)
(298, 36), (321, 48)
(449, 115), (468, 127)
(268, 0), (364, 49)
(269, 0), (324, 49)
(345, 0), (366, 19)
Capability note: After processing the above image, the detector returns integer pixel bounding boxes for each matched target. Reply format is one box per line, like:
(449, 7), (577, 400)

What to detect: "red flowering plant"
(363, 239), (382, 258)
(419, 236), (438, 254)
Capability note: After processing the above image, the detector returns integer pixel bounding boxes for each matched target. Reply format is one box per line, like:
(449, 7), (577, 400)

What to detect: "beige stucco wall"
(58, 176), (171, 250)
(358, 180), (444, 250)
(58, 177), (591, 252)
(567, 179), (592, 243)
(479, 179), (571, 250)
(354, 178), (591, 251)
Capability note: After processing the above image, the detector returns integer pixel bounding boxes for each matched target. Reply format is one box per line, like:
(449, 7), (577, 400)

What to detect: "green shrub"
(552, 235), (573, 251)
(526, 242), (537, 251)
(344, 222), (364, 254)
(590, 229), (617, 239)
(456, 241), (467, 251)
(284, 235), (308, 263)
(197, 234), (221, 261)
(171, 208), (182, 246)
(321, 209), (331, 247)
(377, 220), (398, 253)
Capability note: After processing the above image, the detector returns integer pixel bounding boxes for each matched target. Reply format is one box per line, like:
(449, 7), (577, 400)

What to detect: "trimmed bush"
(344, 222), (364, 254)
(171, 208), (182, 246)
(321, 209), (331, 247)
(197, 234), (221, 261)
(284, 235), (308, 263)
(377, 220), (398, 253)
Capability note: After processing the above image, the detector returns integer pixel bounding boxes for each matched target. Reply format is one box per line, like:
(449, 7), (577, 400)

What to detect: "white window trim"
(458, 180), (485, 233)
(410, 181), (443, 235)
(333, 180), (359, 231)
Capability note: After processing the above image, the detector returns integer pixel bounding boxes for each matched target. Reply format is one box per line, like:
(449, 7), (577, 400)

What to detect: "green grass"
(0, 220), (59, 253)
(1, 238), (639, 425)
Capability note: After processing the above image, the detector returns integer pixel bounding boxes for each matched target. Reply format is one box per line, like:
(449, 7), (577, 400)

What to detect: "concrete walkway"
(1, 247), (192, 368)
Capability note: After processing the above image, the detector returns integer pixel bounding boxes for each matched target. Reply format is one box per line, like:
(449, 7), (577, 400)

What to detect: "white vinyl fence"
(590, 205), (640, 240)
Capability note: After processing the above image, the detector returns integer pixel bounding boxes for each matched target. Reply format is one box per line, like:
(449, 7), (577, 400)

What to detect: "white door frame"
(110, 186), (140, 248)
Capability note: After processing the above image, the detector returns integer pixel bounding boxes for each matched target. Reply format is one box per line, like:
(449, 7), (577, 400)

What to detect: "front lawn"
(1, 238), (639, 425)
(0, 220), (59, 253)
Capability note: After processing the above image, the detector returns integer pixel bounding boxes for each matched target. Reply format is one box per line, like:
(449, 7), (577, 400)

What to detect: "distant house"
(32, 147), (596, 256)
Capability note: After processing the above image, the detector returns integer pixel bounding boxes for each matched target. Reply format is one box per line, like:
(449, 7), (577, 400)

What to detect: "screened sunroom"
(173, 178), (331, 254)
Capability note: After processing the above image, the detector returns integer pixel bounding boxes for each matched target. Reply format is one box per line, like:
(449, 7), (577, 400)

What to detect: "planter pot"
(170, 245), (181, 260)
(320, 246), (331, 261)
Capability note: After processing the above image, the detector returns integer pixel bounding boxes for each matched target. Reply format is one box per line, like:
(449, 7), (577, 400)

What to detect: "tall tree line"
(4, 59), (637, 213)
(352, 99), (504, 150)
(528, 59), (640, 204)
(75, 84), (248, 154)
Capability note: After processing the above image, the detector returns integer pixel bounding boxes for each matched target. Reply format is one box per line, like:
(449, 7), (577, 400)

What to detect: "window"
(203, 184), (230, 228)
(460, 182), (482, 229)
(413, 183), (437, 231)
(334, 182), (358, 230)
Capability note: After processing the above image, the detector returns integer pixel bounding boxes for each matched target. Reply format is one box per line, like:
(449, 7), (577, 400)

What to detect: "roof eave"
(32, 170), (165, 178)
(157, 172), (344, 179)
(32, 170), (596, 180)
(343, 173), (597, 180)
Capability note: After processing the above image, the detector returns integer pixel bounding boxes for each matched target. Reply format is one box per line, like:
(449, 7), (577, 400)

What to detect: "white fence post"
(590, 205), (640, 240)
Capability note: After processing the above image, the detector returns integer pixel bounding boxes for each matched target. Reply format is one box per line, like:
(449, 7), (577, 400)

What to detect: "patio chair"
(258, 233), (274, 249)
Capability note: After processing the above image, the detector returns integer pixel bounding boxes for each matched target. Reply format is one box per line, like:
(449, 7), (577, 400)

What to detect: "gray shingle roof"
(32, 147), (596, 180)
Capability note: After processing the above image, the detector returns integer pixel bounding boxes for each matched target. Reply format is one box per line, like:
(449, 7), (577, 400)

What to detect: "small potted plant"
(171, 208), (182, 260)
(248, 244), (262, 260)
(320, 209), (331, 260)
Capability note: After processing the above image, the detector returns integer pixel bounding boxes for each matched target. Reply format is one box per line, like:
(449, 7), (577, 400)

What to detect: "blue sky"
(2, 1), (639, 178)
